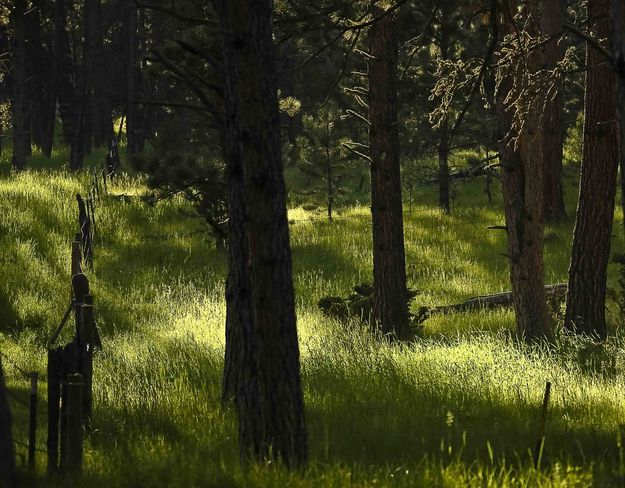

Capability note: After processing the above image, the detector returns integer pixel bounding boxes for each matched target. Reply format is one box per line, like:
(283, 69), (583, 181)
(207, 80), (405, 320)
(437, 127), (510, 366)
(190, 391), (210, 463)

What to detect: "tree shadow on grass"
(303, 347), (621, 475)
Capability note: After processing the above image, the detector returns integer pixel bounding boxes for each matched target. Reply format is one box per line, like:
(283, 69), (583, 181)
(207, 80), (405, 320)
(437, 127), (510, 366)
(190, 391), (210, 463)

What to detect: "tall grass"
(0, 157), (623, 487)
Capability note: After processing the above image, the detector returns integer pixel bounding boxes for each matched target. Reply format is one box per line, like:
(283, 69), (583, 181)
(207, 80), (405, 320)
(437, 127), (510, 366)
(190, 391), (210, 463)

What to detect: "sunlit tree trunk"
(565, 0), (618, 339)
(496, 0), (552, 341)
(368, 6), (410, 340)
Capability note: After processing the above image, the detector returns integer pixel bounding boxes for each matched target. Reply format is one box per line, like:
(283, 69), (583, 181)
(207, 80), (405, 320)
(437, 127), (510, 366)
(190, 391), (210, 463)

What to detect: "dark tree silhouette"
(217, 0), (308, 466)
(540, 0), (566, 221)
(10, 0), (31, 170)
(0, 358), (15, 488)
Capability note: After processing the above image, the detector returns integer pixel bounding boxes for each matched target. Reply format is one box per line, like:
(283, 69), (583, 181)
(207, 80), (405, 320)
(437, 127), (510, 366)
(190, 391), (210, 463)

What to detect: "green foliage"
(131, 123), (227, 245)
(563, 112), (584, 166)
(318, 283), (421, 330)
(286, 104), (367, 215)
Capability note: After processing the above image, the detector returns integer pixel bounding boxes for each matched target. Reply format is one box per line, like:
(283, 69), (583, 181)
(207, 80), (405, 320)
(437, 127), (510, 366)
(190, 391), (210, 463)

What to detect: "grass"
(0, 151), (624, 486)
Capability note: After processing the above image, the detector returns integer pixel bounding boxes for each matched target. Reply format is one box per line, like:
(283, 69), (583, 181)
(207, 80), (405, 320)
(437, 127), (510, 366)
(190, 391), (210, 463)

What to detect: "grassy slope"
(0, 155), (624, 487)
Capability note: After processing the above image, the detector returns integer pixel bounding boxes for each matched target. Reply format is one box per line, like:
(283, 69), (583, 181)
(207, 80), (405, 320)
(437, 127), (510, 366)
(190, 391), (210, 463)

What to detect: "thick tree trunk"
(496, 0), (552, 341)
(54, 0), (76, 146)
(0, 358), (15, 488)
(11, 0), (31, 171)
(218, 0), (307, 467)
(541, 0), (567, 221)
(565, 0), (618, 339)
(368, 6), (410, 339)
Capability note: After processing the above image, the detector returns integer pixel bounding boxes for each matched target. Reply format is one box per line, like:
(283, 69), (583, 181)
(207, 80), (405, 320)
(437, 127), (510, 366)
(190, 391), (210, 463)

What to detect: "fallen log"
(414, 283), (567, 325)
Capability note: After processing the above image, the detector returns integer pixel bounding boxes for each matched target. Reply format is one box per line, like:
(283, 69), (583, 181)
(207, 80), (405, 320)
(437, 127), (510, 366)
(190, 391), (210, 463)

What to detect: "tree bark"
(541, 0), (567, 221)
(26, 0), (55, 156)
(218, 0), (307, 467)
(612, 1), (625, 241)
(368, 6), (410, 339)
(565, 0), (619, 339)
(91, 0), (113, 148)
(496, 0), (552, 341)
(0, 358), (16, 488)
(54, 0), (76, 146)
(11, 0), (31, 171)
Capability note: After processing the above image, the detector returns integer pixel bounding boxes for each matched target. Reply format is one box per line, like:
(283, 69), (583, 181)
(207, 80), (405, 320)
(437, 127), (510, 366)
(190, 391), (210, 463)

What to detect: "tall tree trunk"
(26, 2), (44, 151)
(11, 0), (31, 171)
(91, 0), (113, 148)
(126, 1), (143, 155)
(612, 1), (625, 240)
(54, 0), (76, 146)
(565, 0), (618, 339)
(496, 0), (552, 341)
(438, 3), (451, 213)
(218, 0), (307, 467)
(368, 6), (410, 339)
(541, 0), (567, 221)
(0, 358), (15, 488)
(38, 0), (57, 159)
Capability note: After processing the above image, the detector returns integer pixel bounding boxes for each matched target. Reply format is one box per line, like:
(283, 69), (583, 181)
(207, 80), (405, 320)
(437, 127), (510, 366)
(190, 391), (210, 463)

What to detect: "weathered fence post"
(71, 238), (82, 277)
(79, 304), (95, 425)
(28, 372), (38, 470)
(64, 374), (84, 476)
(47, 349), (62, 474)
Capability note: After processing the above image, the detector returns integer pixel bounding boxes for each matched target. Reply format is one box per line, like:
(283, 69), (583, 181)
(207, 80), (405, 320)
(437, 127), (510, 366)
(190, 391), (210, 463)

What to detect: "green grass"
(0, 152), (624, 487)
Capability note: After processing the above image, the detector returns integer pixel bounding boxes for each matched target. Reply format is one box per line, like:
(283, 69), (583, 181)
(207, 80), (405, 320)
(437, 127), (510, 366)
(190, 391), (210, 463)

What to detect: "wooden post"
(47, 349), (62, 474)
(64, 374), (84, 476)
(72, 274), (90, 339)
(28, 372), (38, 470)
(79, 304), (95, 425)
(534, 381), (551, 468)
(88, 193), (96, 243)
(71, 241), (82, 278)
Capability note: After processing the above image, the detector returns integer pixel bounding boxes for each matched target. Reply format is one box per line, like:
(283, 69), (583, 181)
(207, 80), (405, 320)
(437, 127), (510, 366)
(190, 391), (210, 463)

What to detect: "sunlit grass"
(0, 155), (624, 486)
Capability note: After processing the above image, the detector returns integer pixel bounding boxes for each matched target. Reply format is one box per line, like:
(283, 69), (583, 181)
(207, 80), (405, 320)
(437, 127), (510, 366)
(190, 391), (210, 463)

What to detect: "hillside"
(0, 167), (624, 486)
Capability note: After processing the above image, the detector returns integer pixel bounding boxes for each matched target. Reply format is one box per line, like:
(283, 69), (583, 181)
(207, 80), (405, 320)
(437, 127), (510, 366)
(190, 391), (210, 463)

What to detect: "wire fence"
(0, 350), (47, 469)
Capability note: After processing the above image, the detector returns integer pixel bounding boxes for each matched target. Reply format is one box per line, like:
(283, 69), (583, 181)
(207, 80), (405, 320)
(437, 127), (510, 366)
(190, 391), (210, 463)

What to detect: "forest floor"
(1, 154), (625, 487)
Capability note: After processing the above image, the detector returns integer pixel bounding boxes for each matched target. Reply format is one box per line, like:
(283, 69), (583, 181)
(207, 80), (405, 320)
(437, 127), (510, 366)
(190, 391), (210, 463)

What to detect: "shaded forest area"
(1, 0), (625, 486)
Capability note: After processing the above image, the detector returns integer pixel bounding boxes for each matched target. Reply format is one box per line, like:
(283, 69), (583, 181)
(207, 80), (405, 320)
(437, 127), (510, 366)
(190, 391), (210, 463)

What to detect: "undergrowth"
(0, 154), (624, 487)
